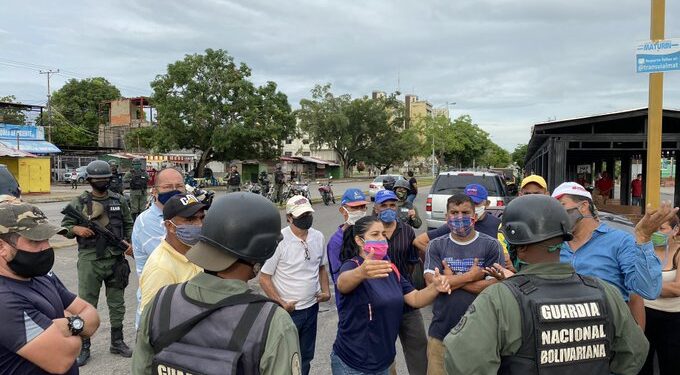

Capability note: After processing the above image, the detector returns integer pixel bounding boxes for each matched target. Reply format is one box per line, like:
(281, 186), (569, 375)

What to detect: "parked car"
(64, 166), (88, 183)
(368, 174), (407, 201)
(0, 164), (20, 198)
(425, 171), (508, 229)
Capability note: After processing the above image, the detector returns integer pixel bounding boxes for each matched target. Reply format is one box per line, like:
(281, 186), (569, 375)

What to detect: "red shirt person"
(596, 171), (614, 203)
(631, 174), (643, 206)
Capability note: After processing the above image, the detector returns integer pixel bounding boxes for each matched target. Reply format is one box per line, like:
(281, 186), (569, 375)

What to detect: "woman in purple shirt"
(332, 216), (450, 375)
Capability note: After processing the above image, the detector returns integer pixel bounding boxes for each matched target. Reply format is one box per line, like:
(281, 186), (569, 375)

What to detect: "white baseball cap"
(286, 195), (314, 217)
(551, 182), (592, 200)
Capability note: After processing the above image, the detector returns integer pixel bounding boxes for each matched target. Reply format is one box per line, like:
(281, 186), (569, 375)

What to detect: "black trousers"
(640, 307), (680, 375)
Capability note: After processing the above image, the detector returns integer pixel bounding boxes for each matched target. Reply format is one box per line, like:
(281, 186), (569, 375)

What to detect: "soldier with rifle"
(61, 160), (134, 366)
(108, 160), (124, 195)
(124, 157), (150, 221)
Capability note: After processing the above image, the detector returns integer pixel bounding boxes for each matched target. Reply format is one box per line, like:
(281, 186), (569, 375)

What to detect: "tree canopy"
(511, 143), (528, 169)
(150, 48), (295, 175)
(0, 95), (28, 125)
(47, 77), (121, 147)
(297, 84), (419, 176)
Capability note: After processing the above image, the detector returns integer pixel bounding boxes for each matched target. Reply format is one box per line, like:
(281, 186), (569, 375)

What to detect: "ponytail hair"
(340, 216), (381, 262)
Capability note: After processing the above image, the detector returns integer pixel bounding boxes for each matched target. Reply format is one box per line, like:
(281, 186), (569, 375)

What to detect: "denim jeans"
(289, 303), (319, 375)
(406, 194), (417, 203)
(330, 351), (390, 375)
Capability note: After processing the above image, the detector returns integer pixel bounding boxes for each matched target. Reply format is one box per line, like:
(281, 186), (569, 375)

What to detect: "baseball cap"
(521, 175), (548, 190)
(286, 195), (314, 217)
(163, 194), (206, 220)
(551, 182), (592, 200)
(341, 188), (368, 207)
(464, 184), (489, 204)
(0, 202), (67, 241)
(375, 189), (398, 204)
(186, 240), (238, 272)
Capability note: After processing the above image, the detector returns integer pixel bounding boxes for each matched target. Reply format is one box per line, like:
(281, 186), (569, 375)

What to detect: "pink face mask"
(364, 240), (389, 260)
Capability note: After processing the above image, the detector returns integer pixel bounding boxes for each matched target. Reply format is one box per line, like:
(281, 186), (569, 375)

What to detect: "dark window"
(302, 139), (310, 144)
(285, 139), (292, 144)
(284, 152), (292, 157)
(302, 152), (310, 156)
(432, 175), (504, 195)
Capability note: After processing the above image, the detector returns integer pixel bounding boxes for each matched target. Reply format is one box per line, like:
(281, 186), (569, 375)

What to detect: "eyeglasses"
(155, 184), (186, 192)
(301, 241), (310, 261)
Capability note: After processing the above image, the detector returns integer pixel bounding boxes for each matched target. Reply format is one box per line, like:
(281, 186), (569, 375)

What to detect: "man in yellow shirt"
(139, 194), (205, 311)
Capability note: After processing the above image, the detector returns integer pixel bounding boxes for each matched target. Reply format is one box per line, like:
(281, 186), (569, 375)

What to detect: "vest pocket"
(153, 341), (242, 375)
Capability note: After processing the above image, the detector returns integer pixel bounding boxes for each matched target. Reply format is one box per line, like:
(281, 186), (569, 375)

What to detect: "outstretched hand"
(484, 263), (514, 281)
(360, 251), (393, 279)
(635, 201), (679, 242)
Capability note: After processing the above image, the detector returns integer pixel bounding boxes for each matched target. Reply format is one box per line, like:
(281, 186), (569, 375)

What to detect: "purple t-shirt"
(333, 256), (415, 373)
(0, 272), (78, 375)
(424, 232), (502, 340)
(327, 225), (345, 307)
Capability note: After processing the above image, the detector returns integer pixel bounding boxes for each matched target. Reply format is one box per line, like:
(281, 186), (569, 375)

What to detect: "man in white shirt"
(260, 195), (330, 375)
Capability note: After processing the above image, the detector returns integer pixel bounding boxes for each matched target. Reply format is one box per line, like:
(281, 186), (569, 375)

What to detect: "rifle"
(61, 205), (130, 257)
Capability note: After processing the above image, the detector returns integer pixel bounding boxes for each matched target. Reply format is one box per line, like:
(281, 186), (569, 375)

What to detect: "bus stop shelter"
(525, 108), (680, 208)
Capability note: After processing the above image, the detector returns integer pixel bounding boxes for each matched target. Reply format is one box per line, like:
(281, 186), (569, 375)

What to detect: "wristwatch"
(67, 315), (85, 336)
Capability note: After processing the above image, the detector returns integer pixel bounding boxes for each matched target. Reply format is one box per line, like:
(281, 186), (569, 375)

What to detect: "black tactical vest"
(228, 172), (241, 186)
(149, 283), (278, 375)
(499, 273), (614, 375)
(130, 170), (148, 190)
(110, 173), (124, 194)
(77, 193), (125, 253)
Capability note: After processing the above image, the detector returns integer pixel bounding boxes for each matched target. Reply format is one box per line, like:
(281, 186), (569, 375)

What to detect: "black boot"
(110, 327), (133, 357)
(76, 338), (91, 367)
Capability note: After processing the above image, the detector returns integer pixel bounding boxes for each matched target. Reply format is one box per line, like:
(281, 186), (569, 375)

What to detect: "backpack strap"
(150, 285), (273, 354)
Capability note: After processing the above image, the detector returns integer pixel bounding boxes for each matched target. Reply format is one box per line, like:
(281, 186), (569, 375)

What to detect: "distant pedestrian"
(274, 164), (286, 203)
(406, 171), (417, 203)
(123, 158), (150, 222)
(225, 164), (241, 193)
(595, 171), (614, 205)
(632, 173), (643, 206)
(71, 172), (78, 190)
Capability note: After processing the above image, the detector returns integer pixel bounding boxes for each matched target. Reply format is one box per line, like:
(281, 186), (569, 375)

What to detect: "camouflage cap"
(0, 202), (67, 241)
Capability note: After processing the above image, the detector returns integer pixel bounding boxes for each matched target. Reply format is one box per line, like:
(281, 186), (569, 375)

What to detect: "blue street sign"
(636, 38), (680, 73)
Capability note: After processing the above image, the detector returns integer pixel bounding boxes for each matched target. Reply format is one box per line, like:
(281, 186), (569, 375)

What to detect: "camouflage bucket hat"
(0, 202), (67, 241)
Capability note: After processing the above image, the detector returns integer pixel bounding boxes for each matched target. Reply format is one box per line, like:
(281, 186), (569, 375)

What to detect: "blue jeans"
(290, 303), (319, 375)
(632, 196), (642, 206)
(330, 351), (390, 375)
(406, 194), (417, 203)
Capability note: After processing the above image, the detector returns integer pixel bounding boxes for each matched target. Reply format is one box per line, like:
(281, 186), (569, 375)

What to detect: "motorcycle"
(289, 181), (311, 201)
(317, 177), (335, 205)
(243, 181), (262, 195)
(259, 173), (271, 197)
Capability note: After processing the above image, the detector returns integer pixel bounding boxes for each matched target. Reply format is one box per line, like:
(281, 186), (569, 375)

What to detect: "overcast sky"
(1, 0), (679, 150)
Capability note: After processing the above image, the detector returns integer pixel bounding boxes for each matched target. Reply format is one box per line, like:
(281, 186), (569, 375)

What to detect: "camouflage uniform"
(61, 191), (133, 328)
(123, 168), (149, 220)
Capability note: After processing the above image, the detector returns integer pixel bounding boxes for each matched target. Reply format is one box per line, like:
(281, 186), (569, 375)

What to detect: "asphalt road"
(46, 189), (432, 375)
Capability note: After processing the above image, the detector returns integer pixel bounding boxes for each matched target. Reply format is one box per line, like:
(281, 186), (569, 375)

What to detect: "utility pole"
(39, 69), (59, 143)
(645, 0), (664, 209)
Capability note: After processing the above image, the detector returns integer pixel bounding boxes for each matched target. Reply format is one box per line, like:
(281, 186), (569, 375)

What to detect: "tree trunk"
(196, 148), (212, 178)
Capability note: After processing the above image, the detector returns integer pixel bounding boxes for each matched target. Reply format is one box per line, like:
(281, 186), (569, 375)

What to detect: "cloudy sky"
(1, 0), (679, 150)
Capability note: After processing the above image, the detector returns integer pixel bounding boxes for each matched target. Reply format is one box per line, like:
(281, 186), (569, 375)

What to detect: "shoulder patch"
(452, 315), (467, 334)
(466, 303), (476, 315)
(291, 352), (301, 375)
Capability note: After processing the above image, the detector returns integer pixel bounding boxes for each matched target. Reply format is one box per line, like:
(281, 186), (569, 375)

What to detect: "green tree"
(297, 84), (404, 177)
(48, 77), (121, 146)
(478, 142), (511, 168)
(360, 126), (422, 174)
(511, 143), (528, 169)
(0, 95), (28, 125)
(419, 115), (491, 169)
(151, 49), (295, 175)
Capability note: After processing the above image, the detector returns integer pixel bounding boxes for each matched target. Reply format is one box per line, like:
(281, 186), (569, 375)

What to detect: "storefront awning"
(297, 156), (340, 167)
(0, 143), (36, 158)
(0, 139), (60, 154)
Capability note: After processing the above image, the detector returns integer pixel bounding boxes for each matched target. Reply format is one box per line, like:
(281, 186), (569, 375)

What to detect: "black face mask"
(8, 247), (55, 278)
(90, 180), (110, 193)
(292, 215), (313, 230)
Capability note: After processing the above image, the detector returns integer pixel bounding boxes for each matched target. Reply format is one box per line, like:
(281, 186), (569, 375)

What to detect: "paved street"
(47, 187), (431, 375)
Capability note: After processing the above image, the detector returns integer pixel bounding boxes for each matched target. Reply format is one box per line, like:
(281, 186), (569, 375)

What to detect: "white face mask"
(344, 207), (366, 225)
(475, 205), (485, 218)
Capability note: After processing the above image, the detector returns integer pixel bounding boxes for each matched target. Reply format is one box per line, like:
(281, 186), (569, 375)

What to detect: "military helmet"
(382, 176), (396, 191)
(197, 192), (281, 264)
(393, 179), (410, 192)
(501, 194), (573, 245)
(85, 160), (112, 179)
(132, 158), (144, 165)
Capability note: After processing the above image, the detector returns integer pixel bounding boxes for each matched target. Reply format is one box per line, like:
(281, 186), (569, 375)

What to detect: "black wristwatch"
(67, 315), (85, 336)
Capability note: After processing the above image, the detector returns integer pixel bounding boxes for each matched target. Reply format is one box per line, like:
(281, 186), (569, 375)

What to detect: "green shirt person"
(132, 192), (301, 375)
(444, 194), (649, 375)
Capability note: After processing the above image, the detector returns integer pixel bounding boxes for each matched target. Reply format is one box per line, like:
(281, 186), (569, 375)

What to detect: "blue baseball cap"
(464, 184), (488, 204)
(341, 188), (368, 207)
(375, 189), (398, 204)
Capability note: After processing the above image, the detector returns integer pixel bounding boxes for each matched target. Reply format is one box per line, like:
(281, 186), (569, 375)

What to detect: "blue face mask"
(378, 208), (397, 223)
(170, 222), (202, 246)
(158, 190), (182, 205)
(448, 216), (474, 237)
